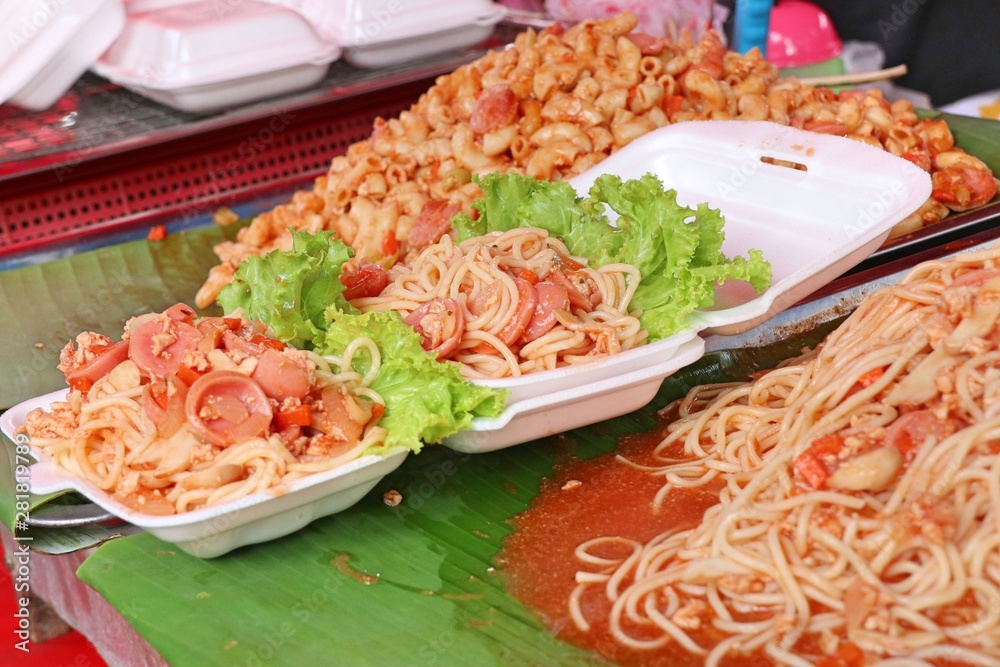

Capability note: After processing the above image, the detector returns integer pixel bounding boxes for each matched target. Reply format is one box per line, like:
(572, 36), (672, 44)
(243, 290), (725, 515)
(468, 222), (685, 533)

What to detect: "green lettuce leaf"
(464, 172), (772, 339)
(316, 309), (506, 454)
(217, 230), (357, 348)
(217, 231), (506, 453)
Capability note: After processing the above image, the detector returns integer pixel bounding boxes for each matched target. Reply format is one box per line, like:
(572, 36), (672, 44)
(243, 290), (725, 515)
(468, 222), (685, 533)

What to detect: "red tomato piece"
(793, 433), (844, 489)
(340, 260), (390, 301)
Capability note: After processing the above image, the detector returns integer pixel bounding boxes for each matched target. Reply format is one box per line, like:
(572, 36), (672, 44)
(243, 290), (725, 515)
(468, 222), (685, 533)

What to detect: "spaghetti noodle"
(351, 226), (647, 378)
(21, 305), (386, 515)
(569, 245), (1000, 665)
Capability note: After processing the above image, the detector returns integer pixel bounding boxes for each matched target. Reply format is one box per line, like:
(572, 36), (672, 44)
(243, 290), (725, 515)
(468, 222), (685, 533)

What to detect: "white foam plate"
(2, 390), (407, 558)
(449, 120), (932, 452)
(940, 89), (1000, 120)
(447, 338), (705, 453)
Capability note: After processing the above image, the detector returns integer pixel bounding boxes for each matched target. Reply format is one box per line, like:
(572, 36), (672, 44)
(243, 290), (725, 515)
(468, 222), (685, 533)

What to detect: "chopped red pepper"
(147, 225), (167, 241)
(382, 230), (399, 257)
(275, 404), (312, 430)
(557, 254), (584, 271)
(793, 433), (844, 489)
(517, 268), (540, 285)
(68, 376), (93, 393)
(250, 334), (286, 351)
(175, 365), (205, 387)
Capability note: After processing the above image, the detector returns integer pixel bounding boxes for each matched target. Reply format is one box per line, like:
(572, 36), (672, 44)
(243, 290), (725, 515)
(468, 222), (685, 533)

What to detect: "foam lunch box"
(445, 120), (933, 453)
(261, 0), (504, 68)
(0, 0), (126, 110)
(93, 0), (340, 113)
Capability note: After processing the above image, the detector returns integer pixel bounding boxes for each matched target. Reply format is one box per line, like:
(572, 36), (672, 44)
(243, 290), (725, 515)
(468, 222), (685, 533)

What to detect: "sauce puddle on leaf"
(497, 426), (724, 667)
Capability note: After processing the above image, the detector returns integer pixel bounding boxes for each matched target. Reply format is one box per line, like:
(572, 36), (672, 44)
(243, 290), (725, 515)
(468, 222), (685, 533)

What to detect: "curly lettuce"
(217, 231), (505, 453)
(454, 172), (772, 338)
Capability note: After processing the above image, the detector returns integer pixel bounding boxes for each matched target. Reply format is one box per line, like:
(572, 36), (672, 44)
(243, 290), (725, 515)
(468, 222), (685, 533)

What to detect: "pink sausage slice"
(404, 298), (466, 359)
(522, 283), (569, 343)
(64, 341), (130, 389)
(252, 349), (311, 401)
(130, 318), (202, 378)
(185, 370), (273, 446)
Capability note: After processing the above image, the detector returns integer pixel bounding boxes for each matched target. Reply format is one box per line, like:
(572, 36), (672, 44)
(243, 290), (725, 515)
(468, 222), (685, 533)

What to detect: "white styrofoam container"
(447, 120), (933, 452)
(0, 0), (125, 110)
(261, 0), (503, 68)
(2, 390), (408, 558)
(446, 339), (706, 453)
(93, 0), (340, 113)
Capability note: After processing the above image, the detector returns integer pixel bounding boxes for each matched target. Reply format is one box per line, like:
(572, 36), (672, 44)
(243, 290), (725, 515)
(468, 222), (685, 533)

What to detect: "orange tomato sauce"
(499, 422), (975, 667)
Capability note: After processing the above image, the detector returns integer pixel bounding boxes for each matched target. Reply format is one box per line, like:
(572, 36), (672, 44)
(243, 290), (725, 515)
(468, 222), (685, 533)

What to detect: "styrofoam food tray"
(446, 338), (706, 453)
(0, 0), (125, 110)
(2, 390), (407, 558)
(451, 120), (931, 452)
(93, 0), (340, 113)
(261, 0), (503, 68)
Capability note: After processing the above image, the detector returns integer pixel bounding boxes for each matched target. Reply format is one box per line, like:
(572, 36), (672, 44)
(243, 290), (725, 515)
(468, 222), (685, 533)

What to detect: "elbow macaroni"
(198, 12), (997, 308)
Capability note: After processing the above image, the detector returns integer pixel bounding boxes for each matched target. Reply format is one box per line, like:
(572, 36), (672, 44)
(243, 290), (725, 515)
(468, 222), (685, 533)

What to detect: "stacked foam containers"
(0, 0), (504, 113)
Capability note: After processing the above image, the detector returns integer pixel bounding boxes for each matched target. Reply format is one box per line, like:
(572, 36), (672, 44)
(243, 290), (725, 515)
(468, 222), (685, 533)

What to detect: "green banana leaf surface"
(0, 110), (996, 665)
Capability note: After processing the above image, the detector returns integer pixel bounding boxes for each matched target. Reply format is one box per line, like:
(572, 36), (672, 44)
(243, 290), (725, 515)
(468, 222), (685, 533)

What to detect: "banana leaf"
(76, 323), (836, 667)
(0, 108), (994, 664)
(917, 109), (1000, 174)
(0, 224), (239, 411)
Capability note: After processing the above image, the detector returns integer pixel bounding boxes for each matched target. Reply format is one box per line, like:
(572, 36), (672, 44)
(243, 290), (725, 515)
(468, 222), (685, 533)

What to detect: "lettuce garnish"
(453, 172), (772, 338)
(217, 231), (505, 453)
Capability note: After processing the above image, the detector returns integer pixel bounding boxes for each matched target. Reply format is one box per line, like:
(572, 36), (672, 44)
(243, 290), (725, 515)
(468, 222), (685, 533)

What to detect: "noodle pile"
(22, 308), (387, 515)
(570, 244), (1000, 666)
(353, 226), (647, 378)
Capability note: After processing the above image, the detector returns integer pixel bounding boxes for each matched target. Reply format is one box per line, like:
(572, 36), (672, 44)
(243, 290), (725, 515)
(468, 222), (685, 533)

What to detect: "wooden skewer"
(796, 64), (909, 87)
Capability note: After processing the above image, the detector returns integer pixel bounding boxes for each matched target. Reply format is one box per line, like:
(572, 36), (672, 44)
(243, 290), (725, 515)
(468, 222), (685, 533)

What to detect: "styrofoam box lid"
(94, 0), (340, 90)
(260, 0), (503, 47)
(0, 0), (120, 105)
(124, 0), (199, 12)
(2, 389), (409, 558)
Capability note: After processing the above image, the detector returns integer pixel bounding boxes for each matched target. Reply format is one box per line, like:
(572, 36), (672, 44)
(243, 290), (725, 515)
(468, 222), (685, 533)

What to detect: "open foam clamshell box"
(444, 120), (933, 453)
(1, 395), (409, 558)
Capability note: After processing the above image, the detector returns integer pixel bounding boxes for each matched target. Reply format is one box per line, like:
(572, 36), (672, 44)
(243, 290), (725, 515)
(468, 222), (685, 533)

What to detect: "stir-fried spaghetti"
(21, 305), (386, 515)
(351, 226), (647, 378)
(569, 245), (1000, 666)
